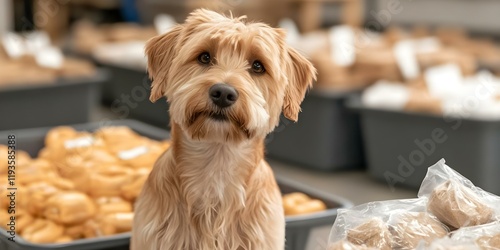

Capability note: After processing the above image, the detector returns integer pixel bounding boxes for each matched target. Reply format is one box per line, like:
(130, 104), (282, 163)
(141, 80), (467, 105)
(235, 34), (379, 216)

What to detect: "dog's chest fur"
(134, 137), (284, 250)
(180, 142), (250, 217)
(165, 139), (261, 249)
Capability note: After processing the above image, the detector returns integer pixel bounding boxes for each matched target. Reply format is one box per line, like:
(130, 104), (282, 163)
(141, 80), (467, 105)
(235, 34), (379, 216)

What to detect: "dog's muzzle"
(209, 83), (238, 108)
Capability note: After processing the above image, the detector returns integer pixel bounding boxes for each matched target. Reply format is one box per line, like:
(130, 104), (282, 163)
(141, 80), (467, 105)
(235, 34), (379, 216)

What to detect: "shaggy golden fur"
(131, 9), (316, 250)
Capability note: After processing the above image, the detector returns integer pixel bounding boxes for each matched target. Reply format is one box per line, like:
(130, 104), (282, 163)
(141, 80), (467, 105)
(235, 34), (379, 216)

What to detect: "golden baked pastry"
(120, 168), (150, 201)
(44, 126), (78, 148)
(0, 125), (172, 244)
(102, 212), (134, 233)
(59, 58), (96, 78)
(22, 219), (64, 243)
(96, 196), (132, 214)
(83, 219), (116, 238)
(94, 126), (143, 148)
(16, 210), (35, 234)
(55, 235), (73, 244)
(64, 224), (86, 239)
(0, 210), (10, 230)
(26, 182), (61, 216)
(405, 88), (443, 115)
(56, 156), (93, 193)
(282, 192), (327, 216)
(44, 192), (96, 225)
(88, 165), (134, 197)
(16, 150), (32, 168)
(118, 142), (165, 169)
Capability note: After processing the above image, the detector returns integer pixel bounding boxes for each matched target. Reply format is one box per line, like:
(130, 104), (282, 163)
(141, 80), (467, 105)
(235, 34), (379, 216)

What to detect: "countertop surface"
(269, 159), (416, 206)
(268, 159), (416, 250)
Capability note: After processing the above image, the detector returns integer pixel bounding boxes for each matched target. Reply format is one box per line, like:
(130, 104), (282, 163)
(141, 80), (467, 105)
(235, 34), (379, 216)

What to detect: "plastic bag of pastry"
(416, 237), (480, 250)
(328, 200), (393, 250)
(451, 221), (500, 249)
(328, 199), (395, 249)
(327, 239), (377, 250)
(418, 159), (499, 229)
(387, 211), (449, 249)
(328, 198), (449, 250)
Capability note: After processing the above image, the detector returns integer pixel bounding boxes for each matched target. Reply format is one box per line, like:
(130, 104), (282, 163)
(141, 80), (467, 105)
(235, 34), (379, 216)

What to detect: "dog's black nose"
(209, 84), (238, 108)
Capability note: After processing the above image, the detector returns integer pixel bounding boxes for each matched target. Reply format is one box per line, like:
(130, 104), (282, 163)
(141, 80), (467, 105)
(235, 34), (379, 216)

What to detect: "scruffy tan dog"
(132, 9), (316, 250)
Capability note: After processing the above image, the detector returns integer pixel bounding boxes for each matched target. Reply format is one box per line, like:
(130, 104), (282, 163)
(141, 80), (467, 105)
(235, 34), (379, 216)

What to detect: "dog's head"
(146, 9), (316, 143)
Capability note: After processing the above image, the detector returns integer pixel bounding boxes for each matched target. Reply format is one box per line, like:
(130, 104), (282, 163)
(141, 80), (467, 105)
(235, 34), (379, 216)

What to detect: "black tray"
(0, 70), (108, 131)
(0, 119), (351, 250)
(98, 62), (170, 129)
(348, 96), (500, 194)
(266, 89), (365, 171)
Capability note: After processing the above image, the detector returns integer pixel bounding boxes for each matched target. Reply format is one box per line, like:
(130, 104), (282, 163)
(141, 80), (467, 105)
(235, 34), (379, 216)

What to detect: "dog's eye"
(251, 61), (265, 74)
(198, 52), (211, 65)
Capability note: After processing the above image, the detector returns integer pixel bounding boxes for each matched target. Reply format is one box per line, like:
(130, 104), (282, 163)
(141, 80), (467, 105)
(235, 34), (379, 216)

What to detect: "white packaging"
(328, 25), (356, 66)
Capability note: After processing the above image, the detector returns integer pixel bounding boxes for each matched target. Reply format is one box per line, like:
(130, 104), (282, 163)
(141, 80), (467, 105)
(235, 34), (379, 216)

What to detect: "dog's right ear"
(146, 25), (183, 103)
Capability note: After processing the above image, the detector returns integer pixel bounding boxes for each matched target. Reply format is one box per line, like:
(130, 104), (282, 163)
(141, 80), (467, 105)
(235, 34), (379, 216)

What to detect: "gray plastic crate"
(0, 120), (167, 250)
(279, 176), (352, 250)
(266, 89), (365, 171)
(0, 119), (351, 250)
(0, 70), (107, 131)
(99, 63), (170, 129)
(349, 97), (500, 194)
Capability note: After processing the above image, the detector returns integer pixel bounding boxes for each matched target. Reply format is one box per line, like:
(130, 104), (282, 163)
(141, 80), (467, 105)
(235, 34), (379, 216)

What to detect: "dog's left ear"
(146, 25), (183, 103)
(282, 43), (317, 122)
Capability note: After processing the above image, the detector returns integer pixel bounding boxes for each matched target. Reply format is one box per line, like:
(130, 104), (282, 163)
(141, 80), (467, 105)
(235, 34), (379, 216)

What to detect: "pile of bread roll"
(361, 69), (500, 119)
(328, 159), (500, 250)
(0, 52), (96, 87)
(0, 126), (169, 243)
(72, 21), (158, 69)
(0, 126), (327, 244)
(290, 25), (500, 91)
(72, 21), (157, 56)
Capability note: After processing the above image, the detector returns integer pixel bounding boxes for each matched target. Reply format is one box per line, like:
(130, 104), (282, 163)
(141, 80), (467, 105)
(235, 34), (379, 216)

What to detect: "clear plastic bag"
(388, 210), (448, 249)
(328, 198), (449, 250)
(451, 221), (500, 249)
(418, 159), (500, 229)
(416, 237), (480, 250)
(327, 240), (378, 250)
